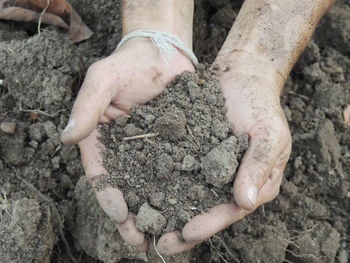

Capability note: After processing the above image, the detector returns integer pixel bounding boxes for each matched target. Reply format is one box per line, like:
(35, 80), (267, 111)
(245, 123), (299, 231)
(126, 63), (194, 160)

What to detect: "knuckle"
(88, 61), (104, 74)
(255, 162), (271, 183)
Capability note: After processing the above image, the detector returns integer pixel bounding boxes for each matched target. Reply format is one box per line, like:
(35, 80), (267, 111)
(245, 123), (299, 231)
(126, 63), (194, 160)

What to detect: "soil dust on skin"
(98, 68), (248, 236)
(0, 0), (349, 262)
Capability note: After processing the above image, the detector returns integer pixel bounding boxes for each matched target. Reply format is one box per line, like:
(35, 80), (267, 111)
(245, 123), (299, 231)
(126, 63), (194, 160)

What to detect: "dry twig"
(38, 0), (51, 34)
(19, 103), (65, 117)
(123, 132), (159, 141)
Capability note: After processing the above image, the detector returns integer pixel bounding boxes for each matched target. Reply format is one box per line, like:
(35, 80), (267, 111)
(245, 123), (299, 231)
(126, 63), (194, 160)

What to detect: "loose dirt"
(0, 0), (349, 262)
(98, 69), (248, 235)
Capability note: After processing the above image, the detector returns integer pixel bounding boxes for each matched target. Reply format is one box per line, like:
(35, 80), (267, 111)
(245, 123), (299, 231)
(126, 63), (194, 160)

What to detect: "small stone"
(0, 121), (16, 134)
(346, 192), (350, 199)
(338, 249), (348, 263)
(153, 111), (187, 141)
(168, 198), (178, 205)
(188, 81), (202, 101)
(43, 121), (58, 139)
(189, 185), (206, 201)
(150, 192), (165, 208)
(136, 203), (167, 235)
(156, 153), (174, 178)
(29, 123), (45, 141)
(201, 136), (239, 188)
(126, 191), (140, 211)
(144, 114), (156, 125)
(181, 155), (198, 172)
(211, 119), (230, 140)
(178, 209), (191, 223)
(51, 156), (60, 169)
(114, 115), (130, 127)
(123, 123), (142, 136)
(293, 156), (303, 169)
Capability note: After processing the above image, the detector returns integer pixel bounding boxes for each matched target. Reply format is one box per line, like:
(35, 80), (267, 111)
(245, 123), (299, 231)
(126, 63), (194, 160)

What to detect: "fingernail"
(60, 119), (75, 143)
(63, 119), (76, 134)
(247, 185), (258, 209)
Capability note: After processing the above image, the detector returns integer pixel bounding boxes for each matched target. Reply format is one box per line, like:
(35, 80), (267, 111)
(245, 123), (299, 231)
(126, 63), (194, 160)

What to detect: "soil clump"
(98, 69), (248, 235)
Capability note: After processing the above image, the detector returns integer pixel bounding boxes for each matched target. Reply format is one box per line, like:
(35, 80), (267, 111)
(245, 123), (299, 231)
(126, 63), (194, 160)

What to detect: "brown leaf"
(0, 0), (92, 42)
(343, 105), (350, 126)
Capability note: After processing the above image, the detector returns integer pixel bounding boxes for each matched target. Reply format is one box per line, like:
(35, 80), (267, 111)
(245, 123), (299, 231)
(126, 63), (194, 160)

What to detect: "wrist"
(121, 0), (194, 48)
(214, 50), (286, 95)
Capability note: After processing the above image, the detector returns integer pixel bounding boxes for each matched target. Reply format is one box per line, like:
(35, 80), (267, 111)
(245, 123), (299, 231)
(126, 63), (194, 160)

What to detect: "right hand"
(60, 37), (194, 249)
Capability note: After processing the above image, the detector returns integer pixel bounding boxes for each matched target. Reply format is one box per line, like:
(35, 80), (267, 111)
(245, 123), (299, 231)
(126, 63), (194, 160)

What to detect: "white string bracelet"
(115, 29), (198, 66)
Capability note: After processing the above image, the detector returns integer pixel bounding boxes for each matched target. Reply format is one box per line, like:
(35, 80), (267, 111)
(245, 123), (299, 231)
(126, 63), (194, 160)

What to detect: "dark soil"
(0, 0), (349, 262)
(98, 69), (248, 235)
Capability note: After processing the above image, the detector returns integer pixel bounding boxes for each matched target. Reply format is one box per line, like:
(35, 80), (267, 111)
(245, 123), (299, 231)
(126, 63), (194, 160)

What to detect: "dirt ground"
(0, 0), (349, 262)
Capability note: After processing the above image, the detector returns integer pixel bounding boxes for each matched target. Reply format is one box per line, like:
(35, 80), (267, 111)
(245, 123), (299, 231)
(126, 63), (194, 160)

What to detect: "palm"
(70, 38), (194, 249)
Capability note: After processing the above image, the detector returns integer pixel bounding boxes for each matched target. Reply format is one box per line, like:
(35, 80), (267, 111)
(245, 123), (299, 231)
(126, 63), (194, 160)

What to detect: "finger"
(258, 141), (291, 203)
(99, 114), (112, 123)
(157, 232), (202, 256)
(233, 126), (289, 210)
(116, 213), (146, 247)
(61, 65), (113, 144)
(104, 105), (126, 120)
(79, 129), (128, 223)
(182, 201), (249, 242)
(135, 239), (149, 252)
(182, 152), (290, 243)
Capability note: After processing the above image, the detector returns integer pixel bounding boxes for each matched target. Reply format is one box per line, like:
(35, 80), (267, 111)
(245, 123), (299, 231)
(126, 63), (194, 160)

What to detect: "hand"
(61, 38), (194, 249)
(156, 52), (291, 255)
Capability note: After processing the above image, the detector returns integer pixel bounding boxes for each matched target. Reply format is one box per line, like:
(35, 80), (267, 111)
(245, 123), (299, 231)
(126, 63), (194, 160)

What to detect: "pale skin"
(61, 0), (336, 256)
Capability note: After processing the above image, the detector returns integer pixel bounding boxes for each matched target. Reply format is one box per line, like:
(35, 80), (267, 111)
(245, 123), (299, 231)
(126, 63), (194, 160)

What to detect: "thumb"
(233, 134), (279, 210)
(60, 70), (113, 144)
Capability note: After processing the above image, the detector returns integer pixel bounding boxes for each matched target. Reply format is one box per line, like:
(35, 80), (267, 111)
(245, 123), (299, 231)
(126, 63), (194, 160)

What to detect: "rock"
(314, 119), (341, 170)
(136, 203), (167, 235)
(150, 192), (165, 208)
(0, 121), (16, 134)
(29, 123), (45, 141)
(74, 177), (148, 263)
(181, 155), (198, 172)
(189, 185), (206, 201)
(156, 153), (174, 178)
(0, 138), (25, 165)
(188, 80), (202, 101)
(337, 249), (348, 263)
(153, 111), (187, 141)
(0, 198), (55, 263)
(123, 123), (143, 136)
(201, 136), (239, 188)
(289, 222), (340, 263)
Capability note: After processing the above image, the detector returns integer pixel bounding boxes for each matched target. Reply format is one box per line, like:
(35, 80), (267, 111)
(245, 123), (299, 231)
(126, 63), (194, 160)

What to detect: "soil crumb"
(98, 68), (248, 235)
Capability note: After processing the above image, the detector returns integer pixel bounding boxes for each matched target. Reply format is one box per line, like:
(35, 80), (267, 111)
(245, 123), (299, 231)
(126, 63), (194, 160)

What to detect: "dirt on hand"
(98, 69), (248, 235)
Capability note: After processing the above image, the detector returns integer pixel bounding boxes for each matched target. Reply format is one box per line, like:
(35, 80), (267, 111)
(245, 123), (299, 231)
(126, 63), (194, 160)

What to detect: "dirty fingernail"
(95, 188), (128, 223)
(60, 119), (76, 143)
(63, 119), (76, 134)
(247, 185), (258, 209)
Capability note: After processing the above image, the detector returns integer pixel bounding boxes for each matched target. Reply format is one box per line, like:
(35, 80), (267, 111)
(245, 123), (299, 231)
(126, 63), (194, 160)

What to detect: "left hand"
(156, 52), (292, 255)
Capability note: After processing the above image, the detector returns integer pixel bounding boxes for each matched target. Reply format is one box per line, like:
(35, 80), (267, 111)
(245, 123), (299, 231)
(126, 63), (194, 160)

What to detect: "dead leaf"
(343, 105), (350, 126)
(0, 0), (92, 42)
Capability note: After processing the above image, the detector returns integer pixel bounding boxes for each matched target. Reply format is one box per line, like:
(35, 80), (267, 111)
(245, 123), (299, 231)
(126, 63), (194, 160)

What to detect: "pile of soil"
(98, 69), (248, 235)
(0, 0), (349, 262)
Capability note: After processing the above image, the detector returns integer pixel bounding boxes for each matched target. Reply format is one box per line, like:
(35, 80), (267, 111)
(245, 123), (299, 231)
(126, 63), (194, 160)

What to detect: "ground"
(0, 0), (349, 262)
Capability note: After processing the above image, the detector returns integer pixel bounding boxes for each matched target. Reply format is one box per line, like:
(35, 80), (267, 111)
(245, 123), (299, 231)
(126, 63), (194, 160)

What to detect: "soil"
(98, 69), (248, 235)
(0, 0), (349, 262)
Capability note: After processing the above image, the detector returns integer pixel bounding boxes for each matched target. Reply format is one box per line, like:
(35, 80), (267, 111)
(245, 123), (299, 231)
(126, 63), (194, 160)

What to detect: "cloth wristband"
(115, 29), (198, 66)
